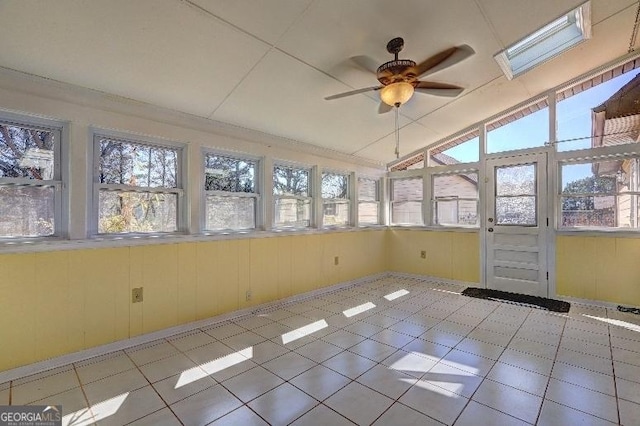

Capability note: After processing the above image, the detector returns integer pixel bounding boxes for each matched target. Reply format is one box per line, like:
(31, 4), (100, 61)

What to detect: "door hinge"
(546, 272), (549, 280)
(546, 217), (549, 226)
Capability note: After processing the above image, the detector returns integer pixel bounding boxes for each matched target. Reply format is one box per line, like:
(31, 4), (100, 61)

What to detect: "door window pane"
(495, 164), (537, 225)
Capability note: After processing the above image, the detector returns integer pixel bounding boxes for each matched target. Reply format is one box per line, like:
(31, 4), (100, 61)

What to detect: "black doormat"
(461, 287), (570, 313)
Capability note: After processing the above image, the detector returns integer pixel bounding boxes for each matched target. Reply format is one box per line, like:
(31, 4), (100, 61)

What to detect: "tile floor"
(2, 277), (640, 425)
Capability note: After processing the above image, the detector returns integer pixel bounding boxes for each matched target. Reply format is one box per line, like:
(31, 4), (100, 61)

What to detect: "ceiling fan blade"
(415, 83), (464, 97)
(324, 86), (381, 100)
(378, 102), (393, 114)
(413, 45), (475, 78)
(350, 55), (380, 74)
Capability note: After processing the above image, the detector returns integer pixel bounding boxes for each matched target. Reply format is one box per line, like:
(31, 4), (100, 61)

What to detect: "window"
(321, 172), (350, 227)
(556, 67), (640, 152)
(494, 1), (591, 79)
(204, 153), (257, 231)
(560, 157), (640, 229)
(95, 134), (182, 234)
(0, 118), (63, 238)
(391, 178), (423, 225)
(495, 164), (537, 226)
(358, 177), (380, 225)
(429, 133), (480, 165)
(487, 102), (549, 154)
(432, 172), (479, 226)
(273, 164), (312, 228)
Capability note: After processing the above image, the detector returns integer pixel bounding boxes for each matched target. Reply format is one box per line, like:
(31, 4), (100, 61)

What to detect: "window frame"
(321, 170), (351, 228)
(0, 111), (68, 240)
(357, 176), (382, 226)
(91, 129), (186, 236)
(272, 161), (314, 230)
(557, 150), (640, 231)
(389, 174), (424, 226)
(430, 168), (480, 228)
(201, 150), (261, 233)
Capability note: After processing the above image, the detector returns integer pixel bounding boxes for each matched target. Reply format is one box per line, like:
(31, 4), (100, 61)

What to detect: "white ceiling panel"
(0, 0), (269, 117)
(189, 0), (314, 45)
(355, 122), (440, 162)
(212, 49), (411, 157)
(0, 0), (635, 165)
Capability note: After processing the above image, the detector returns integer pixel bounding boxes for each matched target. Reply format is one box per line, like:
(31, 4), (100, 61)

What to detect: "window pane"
(358, 178), (377, 201)
(561, 196), (616, 227)
(433, 199), (478, 226)
(358, 202), (379, 225)
(392, 178), (422, 201)
(434, 173), (479, 198)
(562, 163), (616, 194)
(560, 158), (640, 228)
(98, 190), (177, 233)
(496, 164), (535, 196)
(323, 201), (349, 226)
(0, 123), (55, 180)
(205, 196), (255, 230)
(0, 185), (54, 237)
(496, 196), (536, 225)
(274, 198), (310, 228)
(99, 139), (178, 188)
(273, 166), (309, 196)
(204, 155), (255, 193)
(392, 201), (423, 225)
(487, 107), (549, 154)
(557, 68), (640, 152)
(322, 173), (348, 199)
(430, 136), (479, 164)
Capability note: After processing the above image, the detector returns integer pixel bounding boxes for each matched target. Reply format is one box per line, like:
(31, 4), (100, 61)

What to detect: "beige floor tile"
(506, 336), (558, 360)
(0, 389), (8, 405)
(202, 322), (249, 340)
(556, 348), (613, 376)
(249, 339), (290, 364)
(12, 365), (74, 386)
(538, 399), (617, 426)
(324, 381), (394, 425)
(381, 349), (438, 378)
(611, 335), (640, 353)
(423, 362), (483, 398)
(617, 377), (640, 405)
(343, 320), (385, 338)
(263, 351), (318, 380)
(12, 370), (80, 404)
(372, 402), (444, 426)
(455, 400), (529, 426)
(232, 315), (275, 330)
(498, 348), (554, 376)
(321, 329), (366, 349)
(487, 361), (549, 396)
(560, 335), (612, 359)
(128, 407), (182, 426)
(613, 346), (640, 366)
(399, 379), (469, 425)
(357, 363), (416, 399)
(167, 331), (217, 352)
(545, 378), (618, 423)
(420, 328), (466, 348)
(82, 369), (148, 406)
(348, 338), (399, 362)
(90, 385), (165, 426)
(220, 330), (267, 351)
(221, 366), (284, 402)
(151, 372), (216, 405)
(290, 365), (351, 401)
(322, 351), (376, 379)
(210, 406), (269, 425)
(295, 339), (343, 363)
(455, 337), (505, 360)
(291, 404), (353, 426)
(615, 360), (640, 383)
(171, 384), (242, 426)
(75, 353), (136, 384)
(551, 362), (616, 396)
(472, 379), (543, 424)
(139, 352), (198, 383)
(467, 328), (513, 347)
(440, 348), (496, 377)
(126, 341), (180, 366)
(30, 387), (89, 419)
(619, 398), (640, 426)
(248, 383), (317, 425)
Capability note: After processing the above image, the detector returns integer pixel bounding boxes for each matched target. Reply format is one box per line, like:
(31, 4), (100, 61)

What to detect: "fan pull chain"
(394, 104), (400, 159)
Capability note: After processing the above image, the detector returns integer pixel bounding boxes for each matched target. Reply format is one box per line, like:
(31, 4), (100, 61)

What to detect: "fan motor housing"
(377, 59), (417, 85)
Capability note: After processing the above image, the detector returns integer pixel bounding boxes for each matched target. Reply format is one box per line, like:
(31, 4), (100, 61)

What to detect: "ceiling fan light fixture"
(380, 82), (414, 106)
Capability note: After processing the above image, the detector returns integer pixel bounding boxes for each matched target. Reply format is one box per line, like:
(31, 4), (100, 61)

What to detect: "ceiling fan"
(325, 37), (475, 113)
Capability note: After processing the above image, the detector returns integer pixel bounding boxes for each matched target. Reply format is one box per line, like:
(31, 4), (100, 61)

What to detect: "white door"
(485, 153), (548, 297)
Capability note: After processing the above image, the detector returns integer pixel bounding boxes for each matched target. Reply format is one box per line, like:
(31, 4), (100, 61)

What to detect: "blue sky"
(441, 68), (640, 188)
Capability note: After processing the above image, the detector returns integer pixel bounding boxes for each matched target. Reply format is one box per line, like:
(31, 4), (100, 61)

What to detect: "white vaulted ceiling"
(0, 0), (637, 165)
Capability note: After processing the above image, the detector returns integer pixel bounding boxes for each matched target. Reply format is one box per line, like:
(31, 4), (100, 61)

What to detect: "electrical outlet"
(420, 250), (427, 259)
(334, 256), (339, 266)
(132, 287), (143, 303)
(245, 290), (252, 302)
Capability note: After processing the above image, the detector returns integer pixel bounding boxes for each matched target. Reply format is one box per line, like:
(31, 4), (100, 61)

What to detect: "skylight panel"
(494, 1), (591, 80)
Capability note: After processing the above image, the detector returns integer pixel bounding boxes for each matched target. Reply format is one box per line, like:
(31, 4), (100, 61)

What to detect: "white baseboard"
(0, 272), (388, 383)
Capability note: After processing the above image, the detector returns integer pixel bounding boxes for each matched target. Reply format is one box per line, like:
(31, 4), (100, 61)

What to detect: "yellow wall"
(557, 235), (640, 306)
(387, 229), (480, 283)
(0, 230), (386, 372)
